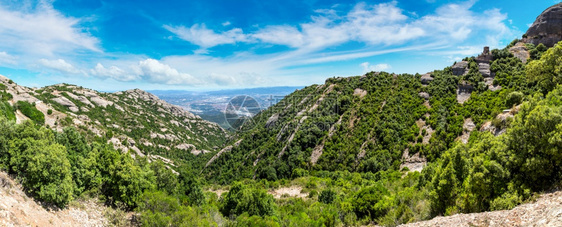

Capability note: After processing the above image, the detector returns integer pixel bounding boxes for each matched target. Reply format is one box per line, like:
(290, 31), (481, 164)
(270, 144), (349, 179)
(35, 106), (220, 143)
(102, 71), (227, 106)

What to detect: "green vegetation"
(16, 101), (44, 125)
(1, 38), (562, 225)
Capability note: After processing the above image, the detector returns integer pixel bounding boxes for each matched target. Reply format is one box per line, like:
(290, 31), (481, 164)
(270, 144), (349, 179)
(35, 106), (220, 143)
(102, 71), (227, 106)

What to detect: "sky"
(0, 0), (558, 91)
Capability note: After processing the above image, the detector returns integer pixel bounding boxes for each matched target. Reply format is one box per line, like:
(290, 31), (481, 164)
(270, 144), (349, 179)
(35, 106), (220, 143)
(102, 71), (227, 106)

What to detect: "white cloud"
(0, 51), (17, 65)
(360, 62), (391, 72)
(39, 59), (80, 74)
(347, 2), (425, 45)
(91, 63), (138, 81)
(166, 1), (513, 56)
(222, 21), (231, 26)
(163, 24), (250, 49)
(251, 26), (305, 48)
(138, 59), (201, 85)
(0, 1), (99, 57)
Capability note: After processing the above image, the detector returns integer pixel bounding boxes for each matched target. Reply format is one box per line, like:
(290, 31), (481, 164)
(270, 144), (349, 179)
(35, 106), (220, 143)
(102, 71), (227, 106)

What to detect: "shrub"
(353, 183), (391, 219)
(506, 91), (523, 107)
(220, 182), (275, 217)
(291, 168), (308, 178)
(319, 189), (336, 204)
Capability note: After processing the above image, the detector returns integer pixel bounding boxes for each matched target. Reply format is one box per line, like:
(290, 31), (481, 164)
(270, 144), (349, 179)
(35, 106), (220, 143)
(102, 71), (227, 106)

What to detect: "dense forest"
(1, 38), (562, 226)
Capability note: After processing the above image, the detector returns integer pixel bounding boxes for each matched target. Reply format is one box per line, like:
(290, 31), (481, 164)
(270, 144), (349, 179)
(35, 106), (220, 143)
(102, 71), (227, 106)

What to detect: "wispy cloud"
(0, 51), (17, 65)
(39, 59), (80, 74)
(163, 24), (249, 50)
(166, 1), (512, 53)
(0, 1), (99, 57)
(361, 62), (391, 73)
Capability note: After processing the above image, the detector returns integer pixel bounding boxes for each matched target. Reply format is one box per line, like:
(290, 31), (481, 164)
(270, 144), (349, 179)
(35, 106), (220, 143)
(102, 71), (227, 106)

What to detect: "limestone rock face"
(523, 3), (562, 47)
(52, 96), (79, 112)
(509, 42), (531, 63)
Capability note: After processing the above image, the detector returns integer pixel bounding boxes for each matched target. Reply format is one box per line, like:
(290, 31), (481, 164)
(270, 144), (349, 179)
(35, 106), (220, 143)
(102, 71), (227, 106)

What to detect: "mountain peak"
(523, 3), (562, 47)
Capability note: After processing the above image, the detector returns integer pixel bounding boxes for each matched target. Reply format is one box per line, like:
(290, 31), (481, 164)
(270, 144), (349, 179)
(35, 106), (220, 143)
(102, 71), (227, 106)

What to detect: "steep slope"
(0, 172), (112, 226)
(203, 72), (430, 182)
(0, 75), (227, 162)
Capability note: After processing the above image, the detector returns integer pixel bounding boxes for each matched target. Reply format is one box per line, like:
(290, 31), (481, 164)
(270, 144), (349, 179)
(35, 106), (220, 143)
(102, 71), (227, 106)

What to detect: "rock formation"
(523, 3), (562, 47)
(452, 61), (469, 76)
(509, 42), (531, 63)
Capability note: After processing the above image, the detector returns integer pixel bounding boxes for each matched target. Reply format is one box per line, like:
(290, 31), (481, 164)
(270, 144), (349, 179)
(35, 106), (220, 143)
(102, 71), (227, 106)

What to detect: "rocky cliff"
(523, 3), (562, 47)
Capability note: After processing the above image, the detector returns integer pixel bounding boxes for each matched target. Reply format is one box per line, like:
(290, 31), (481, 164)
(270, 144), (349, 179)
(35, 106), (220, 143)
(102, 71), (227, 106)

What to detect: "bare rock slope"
(401, 190), (562, 227)
(0, 172), (108, 227)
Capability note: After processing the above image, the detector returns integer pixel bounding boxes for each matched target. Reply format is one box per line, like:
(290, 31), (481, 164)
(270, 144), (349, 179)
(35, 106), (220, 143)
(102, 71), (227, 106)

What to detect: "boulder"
(418, 92), (430, 100)
(420, 73), (434, 85)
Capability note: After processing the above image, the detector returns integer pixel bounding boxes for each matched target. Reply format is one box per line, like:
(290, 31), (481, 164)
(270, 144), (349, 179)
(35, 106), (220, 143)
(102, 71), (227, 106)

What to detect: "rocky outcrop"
(65, 92), (94, 107)
(400, 149), (426, 172)
(420, 73), (433, 85)
(418, 92), (430, 100)
(509, 42), (531, 63)
(52, 96), (79, 112)
(90, 96), (113, 108)
(125, 89), (198, 119)
(523, 3), (562, 47)
(457, 82), (473, 104)
(452, 61), (469, 76)
(265, 114), (279, 128)
(353, 88), (367, 98)
(458, 118), (476, 144)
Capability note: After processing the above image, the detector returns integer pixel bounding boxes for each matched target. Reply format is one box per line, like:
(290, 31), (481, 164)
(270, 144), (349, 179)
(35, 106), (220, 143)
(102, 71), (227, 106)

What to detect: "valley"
(0, 1), (562, 227)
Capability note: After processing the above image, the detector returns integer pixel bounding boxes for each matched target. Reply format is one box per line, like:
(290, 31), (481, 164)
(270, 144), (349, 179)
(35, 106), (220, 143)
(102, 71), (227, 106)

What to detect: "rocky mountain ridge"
(0, 74), (227, 164)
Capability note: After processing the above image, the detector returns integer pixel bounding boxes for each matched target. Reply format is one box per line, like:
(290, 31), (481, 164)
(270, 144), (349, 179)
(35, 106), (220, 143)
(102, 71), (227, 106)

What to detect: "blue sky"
(0, 0), (558, 91)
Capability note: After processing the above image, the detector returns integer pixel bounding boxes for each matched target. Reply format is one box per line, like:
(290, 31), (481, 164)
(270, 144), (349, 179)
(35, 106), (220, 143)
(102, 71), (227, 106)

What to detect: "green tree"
(178, 165), (205, 206)
(526, 41), (562, 93)
(318, 189), (336, 204)
(220, 182), (275, 217)
(352, 183), (391, 219)
(151, 160), (178, 195)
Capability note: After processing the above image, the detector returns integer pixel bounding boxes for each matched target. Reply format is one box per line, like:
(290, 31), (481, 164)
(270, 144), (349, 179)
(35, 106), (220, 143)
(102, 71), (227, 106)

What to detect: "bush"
(291, 168), (308, 178)
(353, 183), (391, 219)
(506, 91), (523, 107)
(308, 190), (318, 199)
(220, 182), (275, 217)
(319, 189), (336, 204)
